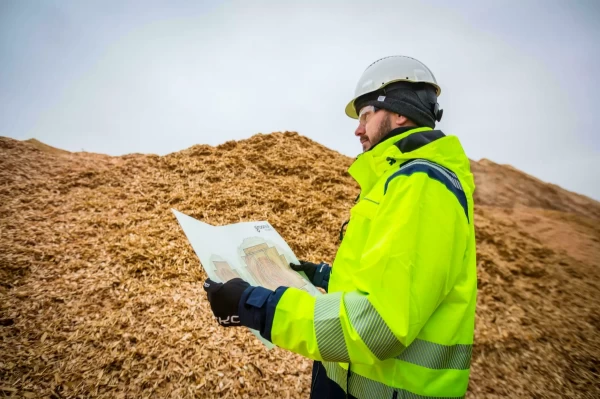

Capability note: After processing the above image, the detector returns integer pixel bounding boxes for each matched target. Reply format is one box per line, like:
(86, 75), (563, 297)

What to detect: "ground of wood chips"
(1, 132), (599, 398)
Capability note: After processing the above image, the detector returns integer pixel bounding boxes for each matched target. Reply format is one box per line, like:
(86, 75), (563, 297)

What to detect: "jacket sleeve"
(239, 173), (469, 365)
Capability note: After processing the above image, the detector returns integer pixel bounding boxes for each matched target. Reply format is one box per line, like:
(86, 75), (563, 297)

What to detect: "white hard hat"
(345, 56), (441, 119)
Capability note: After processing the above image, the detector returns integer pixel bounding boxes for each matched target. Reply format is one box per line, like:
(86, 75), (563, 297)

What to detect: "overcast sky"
(1, 0), (599, 200)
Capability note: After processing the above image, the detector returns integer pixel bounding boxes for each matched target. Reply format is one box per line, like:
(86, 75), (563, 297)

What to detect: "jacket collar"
(348, 126), (432, 194)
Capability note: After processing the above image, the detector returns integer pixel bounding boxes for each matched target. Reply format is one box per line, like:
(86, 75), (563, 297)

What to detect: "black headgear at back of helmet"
(354, 82), (443, 128)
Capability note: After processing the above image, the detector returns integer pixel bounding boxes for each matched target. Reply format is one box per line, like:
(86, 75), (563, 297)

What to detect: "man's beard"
(365, 114), (393, 151)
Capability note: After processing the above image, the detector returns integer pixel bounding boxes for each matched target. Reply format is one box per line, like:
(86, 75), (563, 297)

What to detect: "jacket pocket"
(350, 197), (379, 221)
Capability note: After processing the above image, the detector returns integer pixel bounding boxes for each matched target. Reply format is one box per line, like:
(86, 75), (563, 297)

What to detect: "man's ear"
(392, 113), (412, 127)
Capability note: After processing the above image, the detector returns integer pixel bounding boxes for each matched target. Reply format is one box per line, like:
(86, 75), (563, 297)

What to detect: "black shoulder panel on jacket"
(394, 130), (445, 153)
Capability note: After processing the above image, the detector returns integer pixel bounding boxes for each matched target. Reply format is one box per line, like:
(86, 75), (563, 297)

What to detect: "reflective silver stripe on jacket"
(323, 362), (466, 399)
(343, 292), (405, 360)
(314, 292), (350, 362)
(322, 361), (348, 392)
(402, 159), (463, 191)
(316, 292), (472, 369)
(397, 339), (472, 370)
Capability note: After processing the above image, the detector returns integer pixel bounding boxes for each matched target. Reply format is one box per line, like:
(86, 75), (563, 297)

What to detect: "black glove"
(290, 260), (331, 291)
(203, 278), (250, 327)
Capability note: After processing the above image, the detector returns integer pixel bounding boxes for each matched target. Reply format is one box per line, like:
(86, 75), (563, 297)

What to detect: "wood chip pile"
(1, 132), (599, 398)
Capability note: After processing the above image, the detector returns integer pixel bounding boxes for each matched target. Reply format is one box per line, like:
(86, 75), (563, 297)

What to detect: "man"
(203, 56), (477, 398)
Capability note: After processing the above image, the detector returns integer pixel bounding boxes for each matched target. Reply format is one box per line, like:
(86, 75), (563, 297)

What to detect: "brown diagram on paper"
(241, 240), (306, 291)
(212, 260), (241, 283)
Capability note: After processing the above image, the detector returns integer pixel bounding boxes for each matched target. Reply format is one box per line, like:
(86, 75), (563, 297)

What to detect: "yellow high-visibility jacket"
(240, 127), (477, 398)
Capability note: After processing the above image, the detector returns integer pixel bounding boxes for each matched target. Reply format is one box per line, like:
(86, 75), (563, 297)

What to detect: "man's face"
(355, 106), (393, 152)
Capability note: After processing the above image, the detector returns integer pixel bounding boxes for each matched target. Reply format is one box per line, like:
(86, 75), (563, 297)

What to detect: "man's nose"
(355, 123), (365, 136)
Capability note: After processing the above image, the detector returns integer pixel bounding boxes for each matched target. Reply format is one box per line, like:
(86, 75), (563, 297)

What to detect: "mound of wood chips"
(1, 132), (599, 398)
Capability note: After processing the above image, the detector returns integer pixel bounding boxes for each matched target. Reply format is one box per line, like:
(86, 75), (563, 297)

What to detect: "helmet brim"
(345, 100), (359, 119)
